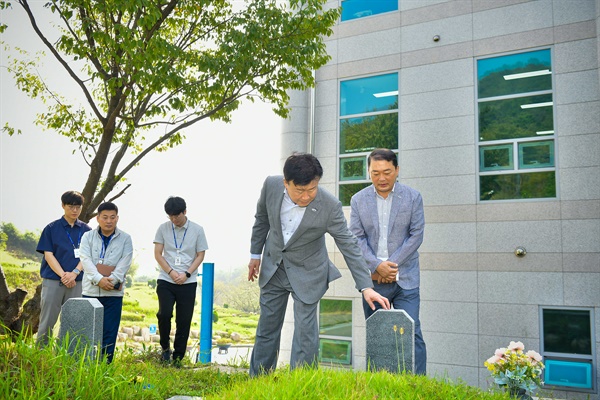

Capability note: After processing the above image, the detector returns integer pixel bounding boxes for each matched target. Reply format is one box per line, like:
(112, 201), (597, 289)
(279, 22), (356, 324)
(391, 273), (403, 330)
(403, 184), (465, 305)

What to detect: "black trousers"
(156, 280), (197, 360)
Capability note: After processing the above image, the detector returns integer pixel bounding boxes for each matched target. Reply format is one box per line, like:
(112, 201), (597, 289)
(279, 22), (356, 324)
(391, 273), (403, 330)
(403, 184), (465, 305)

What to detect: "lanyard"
(64, 225), (82, 249)
(99, 233), (113, 260)
(172, 223), (188, 250)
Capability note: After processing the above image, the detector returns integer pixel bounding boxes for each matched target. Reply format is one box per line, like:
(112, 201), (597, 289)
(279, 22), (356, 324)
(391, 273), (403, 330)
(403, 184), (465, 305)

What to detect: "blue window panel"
(340, 73), (398, 116)
(341, 0), (398, 22)
(544, 359), (593, 389)
(478, 49), (552, 98)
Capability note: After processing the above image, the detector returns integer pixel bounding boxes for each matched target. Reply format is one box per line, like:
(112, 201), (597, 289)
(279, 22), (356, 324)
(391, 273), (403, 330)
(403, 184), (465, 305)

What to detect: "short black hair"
(164, 196), (186, 216)
(283, 153), (323, 186)
(368, 148), (398, 168)
(97, 202), (118, 214)
(61, 191), (85, 206)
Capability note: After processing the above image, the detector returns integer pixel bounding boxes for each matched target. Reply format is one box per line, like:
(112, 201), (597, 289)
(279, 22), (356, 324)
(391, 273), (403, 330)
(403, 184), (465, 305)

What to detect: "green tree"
(0, 231), (7, 251)
(0, 222), (39, 260)
(1, 0), (339, 223)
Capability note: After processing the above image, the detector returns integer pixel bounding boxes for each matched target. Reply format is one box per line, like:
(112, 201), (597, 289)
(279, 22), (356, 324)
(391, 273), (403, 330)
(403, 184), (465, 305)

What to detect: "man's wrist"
(185, 271), (191, 278)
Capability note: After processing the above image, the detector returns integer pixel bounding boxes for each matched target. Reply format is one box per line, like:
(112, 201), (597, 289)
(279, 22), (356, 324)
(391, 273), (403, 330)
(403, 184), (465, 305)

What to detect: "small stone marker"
(59, 298), (104, 358)
(366, 309), (414, 373)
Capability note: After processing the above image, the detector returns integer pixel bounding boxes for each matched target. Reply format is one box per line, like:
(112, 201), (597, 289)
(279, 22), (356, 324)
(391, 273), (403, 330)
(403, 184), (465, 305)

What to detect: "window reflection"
(341, 0), (398, 22)
(480, 145), (513, 171)
(340, 157), (367, 181)
(519, 141), (554, 169)
(340, 74), (398, 116)
(478, 49), (552, 98)
(479, 94), (553, 141)
(339, 182), (370, 206)
(480, 171), (556, 200)
(340, 114), (398, 154)
(477, 49), (556, 201)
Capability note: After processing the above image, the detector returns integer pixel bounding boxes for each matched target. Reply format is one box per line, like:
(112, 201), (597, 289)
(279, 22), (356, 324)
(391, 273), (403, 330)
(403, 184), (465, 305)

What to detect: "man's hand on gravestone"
(362, 288), (390, 310)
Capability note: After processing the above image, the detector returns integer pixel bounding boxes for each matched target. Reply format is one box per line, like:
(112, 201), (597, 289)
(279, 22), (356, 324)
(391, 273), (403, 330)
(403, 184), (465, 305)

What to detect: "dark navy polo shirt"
(36, 216), (92, 280)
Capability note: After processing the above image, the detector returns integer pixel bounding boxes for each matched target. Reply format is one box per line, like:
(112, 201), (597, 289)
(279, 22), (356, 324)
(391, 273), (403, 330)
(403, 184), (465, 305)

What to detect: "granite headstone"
(59, 298), (104, 358)
(366, 309), (414, 373)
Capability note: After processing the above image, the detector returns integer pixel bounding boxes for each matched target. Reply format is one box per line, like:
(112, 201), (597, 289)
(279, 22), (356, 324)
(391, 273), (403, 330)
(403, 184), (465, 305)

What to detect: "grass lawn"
(0, 332), (520, 400)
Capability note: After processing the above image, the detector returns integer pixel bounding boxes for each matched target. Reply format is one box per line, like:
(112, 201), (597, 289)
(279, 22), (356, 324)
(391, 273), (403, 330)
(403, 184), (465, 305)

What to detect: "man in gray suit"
(349, 148), (426, 374)
(248, 152), (390, 376)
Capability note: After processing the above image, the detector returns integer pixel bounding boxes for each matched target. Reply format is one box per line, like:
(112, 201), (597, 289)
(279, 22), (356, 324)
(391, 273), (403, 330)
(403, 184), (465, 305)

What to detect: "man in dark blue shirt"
(36, 191), (92, 346)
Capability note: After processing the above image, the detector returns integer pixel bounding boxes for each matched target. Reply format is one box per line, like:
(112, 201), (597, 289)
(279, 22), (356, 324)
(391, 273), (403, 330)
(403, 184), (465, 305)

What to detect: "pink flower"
(508, 341), (524, 351)
(495, 347), (507, 357)
(526, 350), (542, 363)
(486, 355), (502, 364)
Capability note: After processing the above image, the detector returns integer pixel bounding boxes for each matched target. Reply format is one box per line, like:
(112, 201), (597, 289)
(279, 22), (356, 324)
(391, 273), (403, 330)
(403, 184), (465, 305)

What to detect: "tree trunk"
(0, 264), (41, 338)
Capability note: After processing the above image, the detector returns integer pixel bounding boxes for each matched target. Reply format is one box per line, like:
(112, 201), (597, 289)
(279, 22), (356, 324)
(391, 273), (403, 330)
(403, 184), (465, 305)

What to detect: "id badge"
(175, 256), (181, 266)
(74, 248), (80, 258)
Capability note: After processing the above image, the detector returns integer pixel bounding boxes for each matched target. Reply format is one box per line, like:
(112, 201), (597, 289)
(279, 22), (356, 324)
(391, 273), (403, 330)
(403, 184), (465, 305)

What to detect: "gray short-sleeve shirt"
(154, 219), (208, 284)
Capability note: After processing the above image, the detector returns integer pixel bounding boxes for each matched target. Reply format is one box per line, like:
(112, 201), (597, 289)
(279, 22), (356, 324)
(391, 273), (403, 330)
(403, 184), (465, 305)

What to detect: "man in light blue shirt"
(350, 148), (426, 374)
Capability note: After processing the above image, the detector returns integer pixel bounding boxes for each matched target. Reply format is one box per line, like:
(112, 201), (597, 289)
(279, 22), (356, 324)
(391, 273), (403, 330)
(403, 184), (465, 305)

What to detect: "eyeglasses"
(66, 205), (82, 211)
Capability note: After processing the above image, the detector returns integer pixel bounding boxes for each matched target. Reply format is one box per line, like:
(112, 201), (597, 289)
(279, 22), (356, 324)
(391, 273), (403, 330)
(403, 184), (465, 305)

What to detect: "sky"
(0, 4), (283, 276)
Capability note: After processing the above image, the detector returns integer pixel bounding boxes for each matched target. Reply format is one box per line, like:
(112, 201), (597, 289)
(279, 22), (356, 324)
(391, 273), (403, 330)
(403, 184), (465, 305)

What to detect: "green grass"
(205, 367), (521, 400)
(0, 332), (248, 399)
(212, 307), (258, 341)
(0, 332), (521, 400)
(1, 249), (41, 302)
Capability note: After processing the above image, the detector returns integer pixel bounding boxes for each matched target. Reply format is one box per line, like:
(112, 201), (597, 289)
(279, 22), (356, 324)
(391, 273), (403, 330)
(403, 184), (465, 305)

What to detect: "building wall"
(279, 0), (600, 397)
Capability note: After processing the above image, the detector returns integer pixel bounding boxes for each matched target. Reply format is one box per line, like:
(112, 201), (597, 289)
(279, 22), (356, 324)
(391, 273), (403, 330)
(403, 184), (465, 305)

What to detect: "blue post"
(198, 262), (214, 363)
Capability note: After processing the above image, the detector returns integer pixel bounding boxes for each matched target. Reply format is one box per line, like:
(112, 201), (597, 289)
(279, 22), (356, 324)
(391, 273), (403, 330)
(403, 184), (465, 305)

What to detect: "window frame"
(539, 306), (597, 393)
(337, 72), (399, 206)
(318, 298), (354, 366)
(475, 47), (559, 203)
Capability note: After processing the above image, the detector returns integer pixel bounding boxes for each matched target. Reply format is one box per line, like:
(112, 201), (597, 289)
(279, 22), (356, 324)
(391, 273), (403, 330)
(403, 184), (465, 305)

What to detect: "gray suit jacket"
(349, 182), (424, 290)
(250, 176), (373, 304)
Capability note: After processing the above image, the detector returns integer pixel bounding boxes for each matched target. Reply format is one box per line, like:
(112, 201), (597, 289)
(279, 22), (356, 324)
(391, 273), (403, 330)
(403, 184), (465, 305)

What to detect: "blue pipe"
(198, 262), (214, 363)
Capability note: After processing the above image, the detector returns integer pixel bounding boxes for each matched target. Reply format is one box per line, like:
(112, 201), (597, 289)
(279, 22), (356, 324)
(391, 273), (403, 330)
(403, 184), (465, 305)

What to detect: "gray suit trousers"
(249, 264), (319, 376)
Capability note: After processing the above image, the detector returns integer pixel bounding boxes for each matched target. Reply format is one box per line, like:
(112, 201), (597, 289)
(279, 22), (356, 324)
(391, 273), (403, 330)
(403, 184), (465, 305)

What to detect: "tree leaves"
(2, 0), (339, 221)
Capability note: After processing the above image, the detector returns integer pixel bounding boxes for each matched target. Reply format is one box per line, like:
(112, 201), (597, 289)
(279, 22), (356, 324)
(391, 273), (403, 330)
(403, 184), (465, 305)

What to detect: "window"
(338, 73), (399, 205)
(341, 0), (398, 22)
(477, 49), (557, 201)
(540, 307), (596, 392)
(319, 299), (353, 365)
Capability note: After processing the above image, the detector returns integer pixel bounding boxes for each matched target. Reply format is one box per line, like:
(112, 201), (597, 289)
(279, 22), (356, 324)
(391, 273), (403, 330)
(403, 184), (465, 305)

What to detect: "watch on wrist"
(72, 268), (81, 276)
(185, 271), (191, 278)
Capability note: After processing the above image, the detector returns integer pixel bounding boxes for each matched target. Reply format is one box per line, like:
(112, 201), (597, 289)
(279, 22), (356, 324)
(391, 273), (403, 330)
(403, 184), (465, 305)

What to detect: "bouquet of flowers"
(484, 341), (545, 394)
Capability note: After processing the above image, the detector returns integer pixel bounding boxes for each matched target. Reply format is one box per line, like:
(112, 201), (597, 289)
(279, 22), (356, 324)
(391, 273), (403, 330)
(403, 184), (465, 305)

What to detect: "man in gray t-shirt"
(154, 196), (208, 364)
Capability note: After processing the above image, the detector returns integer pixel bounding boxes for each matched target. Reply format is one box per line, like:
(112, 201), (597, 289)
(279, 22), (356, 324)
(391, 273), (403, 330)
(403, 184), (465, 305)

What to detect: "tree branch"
(18, 0), (106, 123)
